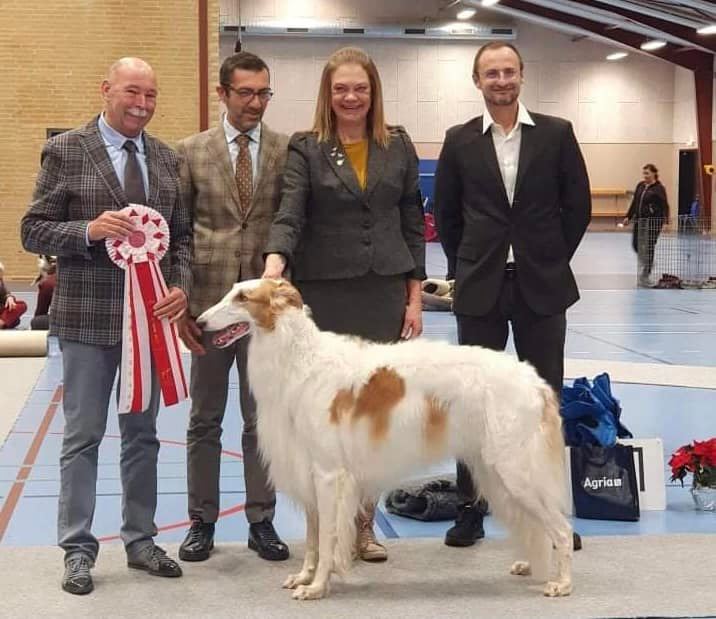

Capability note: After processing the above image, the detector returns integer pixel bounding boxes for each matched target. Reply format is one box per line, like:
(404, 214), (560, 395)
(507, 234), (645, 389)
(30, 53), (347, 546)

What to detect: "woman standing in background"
(263, 46), (426, 562)
(623, 163), (669, 286)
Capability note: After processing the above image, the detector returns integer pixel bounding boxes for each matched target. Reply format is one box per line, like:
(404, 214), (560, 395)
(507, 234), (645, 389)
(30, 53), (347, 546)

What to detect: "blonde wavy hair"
(312, 47), (390, 148)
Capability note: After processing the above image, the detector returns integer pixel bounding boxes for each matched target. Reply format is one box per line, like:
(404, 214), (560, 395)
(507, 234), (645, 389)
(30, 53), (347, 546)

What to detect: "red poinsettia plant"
(669, 438), (716, 487)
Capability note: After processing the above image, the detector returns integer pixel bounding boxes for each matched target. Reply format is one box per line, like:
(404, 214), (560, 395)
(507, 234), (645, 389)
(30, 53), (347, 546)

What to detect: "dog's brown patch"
(424, 395), (448, 450)
(353, 367), (405, 441)
(328, 367), (405, 442)
(329, 388), (355, 425)
(241, 280), (303, 331)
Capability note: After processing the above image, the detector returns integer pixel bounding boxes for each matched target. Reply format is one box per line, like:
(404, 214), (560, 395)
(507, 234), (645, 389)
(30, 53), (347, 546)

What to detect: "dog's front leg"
(284, 508), (318, 589)
(292, 472), (338, 601)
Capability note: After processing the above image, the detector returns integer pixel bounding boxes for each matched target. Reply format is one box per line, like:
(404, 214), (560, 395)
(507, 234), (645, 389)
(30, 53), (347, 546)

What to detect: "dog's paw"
(510, 561), (531, 576)
(283, 571), (314, 589)
(292, 582), (329, 601)
(543, 580), (572, 597)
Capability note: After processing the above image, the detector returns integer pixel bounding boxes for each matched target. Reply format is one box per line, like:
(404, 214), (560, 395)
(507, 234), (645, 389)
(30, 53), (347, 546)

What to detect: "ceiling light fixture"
(696, 24), (716, 35)
(457, 8), (477, 20)
(640, 39), (667, 51)
(606, 51), (628, 61)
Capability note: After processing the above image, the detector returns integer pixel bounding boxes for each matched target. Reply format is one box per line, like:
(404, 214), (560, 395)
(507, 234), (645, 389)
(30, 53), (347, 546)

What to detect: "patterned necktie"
(235, 134), (253, 213)
(122, 140), (147, 204)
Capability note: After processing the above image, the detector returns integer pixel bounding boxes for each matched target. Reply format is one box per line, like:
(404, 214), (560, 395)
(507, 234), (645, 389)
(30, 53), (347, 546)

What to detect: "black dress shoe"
(248, 520), (289, 561)
(127, 544), (182, 577)
(444, 501), (486, 547)
(179, 518), (215, 562)
(62, 553), (94, 595)
(573, 532), (583, 551)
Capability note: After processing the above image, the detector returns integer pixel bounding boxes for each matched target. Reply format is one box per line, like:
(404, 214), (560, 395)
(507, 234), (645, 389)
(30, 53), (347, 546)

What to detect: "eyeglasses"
(224, 86), (274, 102)
(477, 68), (520, 82)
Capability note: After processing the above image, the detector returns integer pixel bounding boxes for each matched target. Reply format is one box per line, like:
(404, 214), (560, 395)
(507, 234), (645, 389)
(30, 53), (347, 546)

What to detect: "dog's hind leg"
(541, 512), (572, 597)
(283, 508), (318, 589)
(293, 469), (356, 601)
(493, 468), (572, 597)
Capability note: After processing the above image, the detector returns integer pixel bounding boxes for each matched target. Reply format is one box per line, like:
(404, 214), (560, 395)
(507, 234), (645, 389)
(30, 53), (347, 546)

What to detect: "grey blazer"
(265, 127), (426, 281)
(20, 117), (192, 346)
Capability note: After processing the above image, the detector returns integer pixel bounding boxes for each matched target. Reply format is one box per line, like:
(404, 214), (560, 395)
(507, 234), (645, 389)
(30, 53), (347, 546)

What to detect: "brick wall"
(0, 0), (220, 278)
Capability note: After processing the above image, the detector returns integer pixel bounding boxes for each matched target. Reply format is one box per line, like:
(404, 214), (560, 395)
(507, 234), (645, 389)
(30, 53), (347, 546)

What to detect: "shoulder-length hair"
(312, 47), (390, 148)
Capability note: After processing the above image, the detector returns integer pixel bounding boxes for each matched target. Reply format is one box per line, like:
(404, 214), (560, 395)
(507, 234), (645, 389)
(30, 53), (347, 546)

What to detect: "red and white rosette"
(106, 204), (188, 414)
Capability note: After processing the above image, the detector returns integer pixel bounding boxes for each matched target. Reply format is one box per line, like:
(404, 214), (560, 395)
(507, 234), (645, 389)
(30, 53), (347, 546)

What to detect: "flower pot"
(690, 484), (716, 511)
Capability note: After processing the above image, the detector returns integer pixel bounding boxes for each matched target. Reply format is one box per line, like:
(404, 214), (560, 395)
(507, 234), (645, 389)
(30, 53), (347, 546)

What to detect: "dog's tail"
(488, 384), (570, 581)
(539, 385), (568, 513)
(333, 469), (360, 576)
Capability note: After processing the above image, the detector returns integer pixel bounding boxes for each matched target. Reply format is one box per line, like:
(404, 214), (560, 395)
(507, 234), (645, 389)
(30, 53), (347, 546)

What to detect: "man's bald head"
(106, 57), (156, 83)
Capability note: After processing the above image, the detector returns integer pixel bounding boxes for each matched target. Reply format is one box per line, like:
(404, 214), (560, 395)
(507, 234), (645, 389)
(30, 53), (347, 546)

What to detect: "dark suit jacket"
(21, 117), (192, 345)
(265, 127), (426, 281)
(434, 112), (591, 316)
(176, 123), (288, 317)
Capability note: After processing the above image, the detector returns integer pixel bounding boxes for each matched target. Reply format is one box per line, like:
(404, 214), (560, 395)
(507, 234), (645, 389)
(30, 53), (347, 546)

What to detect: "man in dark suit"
(434, 42), (591, 547)
(21, 57), (192, 594)
(176, 52), (290, 564)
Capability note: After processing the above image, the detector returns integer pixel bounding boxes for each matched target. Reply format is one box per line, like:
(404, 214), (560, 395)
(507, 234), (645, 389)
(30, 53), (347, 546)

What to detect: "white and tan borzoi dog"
(197, 279), (573, 601)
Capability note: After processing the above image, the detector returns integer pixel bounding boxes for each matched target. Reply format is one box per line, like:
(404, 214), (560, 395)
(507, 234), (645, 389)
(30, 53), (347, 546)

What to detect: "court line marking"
(0, 385), (62, 543)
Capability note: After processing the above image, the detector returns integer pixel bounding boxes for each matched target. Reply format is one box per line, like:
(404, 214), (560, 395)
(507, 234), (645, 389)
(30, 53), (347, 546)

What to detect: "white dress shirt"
(482, 101), (535, 263)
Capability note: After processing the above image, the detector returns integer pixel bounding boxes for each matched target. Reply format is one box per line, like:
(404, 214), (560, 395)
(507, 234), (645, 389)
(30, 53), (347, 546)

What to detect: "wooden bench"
(591, 188), (629, 219)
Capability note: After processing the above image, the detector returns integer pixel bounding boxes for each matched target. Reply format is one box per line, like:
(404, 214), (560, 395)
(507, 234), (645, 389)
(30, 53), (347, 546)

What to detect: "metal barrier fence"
(637, 216), (716, 289)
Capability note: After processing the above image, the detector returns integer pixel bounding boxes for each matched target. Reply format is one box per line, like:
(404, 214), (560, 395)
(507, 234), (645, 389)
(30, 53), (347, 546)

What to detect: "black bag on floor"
(385, 479), (460, 521)
(571, 443), (640, 521)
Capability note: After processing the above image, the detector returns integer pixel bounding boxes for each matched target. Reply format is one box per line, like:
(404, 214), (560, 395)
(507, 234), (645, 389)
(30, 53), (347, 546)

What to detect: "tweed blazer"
(20, 116), (192, 346)
(176, 123), (289, 317)
(265, 127), (426, 282)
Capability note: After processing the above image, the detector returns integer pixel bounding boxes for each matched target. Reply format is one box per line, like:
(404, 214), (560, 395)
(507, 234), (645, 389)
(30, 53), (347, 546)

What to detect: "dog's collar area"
(211, 322), (250, 348)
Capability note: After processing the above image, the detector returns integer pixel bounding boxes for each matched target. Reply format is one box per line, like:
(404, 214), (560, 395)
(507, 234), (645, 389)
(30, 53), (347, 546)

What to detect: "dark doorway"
(678, 149), (698, 217)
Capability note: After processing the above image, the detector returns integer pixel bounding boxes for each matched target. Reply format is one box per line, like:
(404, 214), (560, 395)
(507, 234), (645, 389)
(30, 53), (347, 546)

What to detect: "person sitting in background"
(31, 254), (57, 330)
(0, 260), (28, 329)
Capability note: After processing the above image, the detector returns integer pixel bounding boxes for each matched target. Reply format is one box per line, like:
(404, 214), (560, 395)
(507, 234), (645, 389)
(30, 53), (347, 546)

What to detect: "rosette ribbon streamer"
(106, 205), (188, 414)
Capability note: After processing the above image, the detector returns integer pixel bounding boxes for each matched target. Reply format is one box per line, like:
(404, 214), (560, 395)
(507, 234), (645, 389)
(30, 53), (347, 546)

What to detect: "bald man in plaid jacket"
(21, 57), (192, 595)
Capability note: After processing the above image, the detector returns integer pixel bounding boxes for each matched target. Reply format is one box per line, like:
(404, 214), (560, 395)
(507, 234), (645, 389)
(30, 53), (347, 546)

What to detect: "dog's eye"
(236, 291), (247, 303)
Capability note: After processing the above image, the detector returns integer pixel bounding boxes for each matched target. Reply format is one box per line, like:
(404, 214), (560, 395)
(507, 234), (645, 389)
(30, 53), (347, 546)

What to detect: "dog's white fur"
(198, 279), (573, 601)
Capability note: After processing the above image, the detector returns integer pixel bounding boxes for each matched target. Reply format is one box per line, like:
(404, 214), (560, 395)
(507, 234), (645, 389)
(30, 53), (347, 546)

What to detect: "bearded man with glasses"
(176, 51), (290, 564)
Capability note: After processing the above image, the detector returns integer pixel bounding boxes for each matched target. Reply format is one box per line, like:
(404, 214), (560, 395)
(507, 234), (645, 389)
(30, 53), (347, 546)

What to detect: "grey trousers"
(186, 332), (275, 524)
(58, 340), (161, 561)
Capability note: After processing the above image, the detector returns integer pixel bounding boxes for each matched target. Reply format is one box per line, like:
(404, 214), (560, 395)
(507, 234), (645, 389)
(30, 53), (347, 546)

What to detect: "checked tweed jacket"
(20, 116), (192, 346)
(176, 123), (289, 317)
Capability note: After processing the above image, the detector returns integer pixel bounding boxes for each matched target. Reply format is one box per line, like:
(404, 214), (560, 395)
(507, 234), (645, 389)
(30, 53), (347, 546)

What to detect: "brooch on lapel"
(330, 145), (345, 166)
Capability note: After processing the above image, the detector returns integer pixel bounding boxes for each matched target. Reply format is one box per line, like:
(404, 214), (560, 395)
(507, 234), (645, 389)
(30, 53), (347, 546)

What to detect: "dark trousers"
(632, 218), (663, 276)
(455, 267), (566, 503)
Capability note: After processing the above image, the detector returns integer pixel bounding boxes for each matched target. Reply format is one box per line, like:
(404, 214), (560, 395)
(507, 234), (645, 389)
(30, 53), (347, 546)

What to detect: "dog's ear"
(243, 280), (303, 311)
(271, 281), (303, 310)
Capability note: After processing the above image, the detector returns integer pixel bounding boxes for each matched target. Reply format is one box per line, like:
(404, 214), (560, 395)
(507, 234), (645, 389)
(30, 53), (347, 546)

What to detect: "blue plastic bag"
(560, 373), (633, 447)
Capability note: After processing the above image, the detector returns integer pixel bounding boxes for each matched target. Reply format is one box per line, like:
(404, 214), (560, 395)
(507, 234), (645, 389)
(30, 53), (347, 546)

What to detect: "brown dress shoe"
(356, 502), (387, 562)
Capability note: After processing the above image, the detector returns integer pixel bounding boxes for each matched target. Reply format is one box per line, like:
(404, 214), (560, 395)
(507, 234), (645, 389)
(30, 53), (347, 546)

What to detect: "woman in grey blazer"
(264, 47), (426, 562)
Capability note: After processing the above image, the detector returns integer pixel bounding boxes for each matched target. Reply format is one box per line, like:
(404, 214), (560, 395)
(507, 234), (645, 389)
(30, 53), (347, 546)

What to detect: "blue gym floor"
(1, 232), (714, 549)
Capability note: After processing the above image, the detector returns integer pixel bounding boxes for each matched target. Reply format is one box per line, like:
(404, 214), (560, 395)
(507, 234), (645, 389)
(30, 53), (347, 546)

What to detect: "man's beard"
(484, 89), (519, 106)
